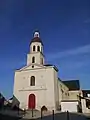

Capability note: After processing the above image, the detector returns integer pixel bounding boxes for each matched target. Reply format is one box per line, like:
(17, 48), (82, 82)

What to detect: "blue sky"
(0, 0), (90, 99)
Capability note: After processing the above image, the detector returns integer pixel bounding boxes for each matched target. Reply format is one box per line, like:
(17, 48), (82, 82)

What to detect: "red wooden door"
(28, 94), (35, 109)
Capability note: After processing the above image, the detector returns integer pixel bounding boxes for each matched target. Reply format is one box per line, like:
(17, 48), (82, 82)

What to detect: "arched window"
(37, 46), (40, 52)
(30, 76), (35, 86)
(33, 46), (35, 51)
(32, 56), (35, 63)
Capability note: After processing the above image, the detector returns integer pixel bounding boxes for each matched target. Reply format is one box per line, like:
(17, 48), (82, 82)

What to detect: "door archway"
(28, 94), (36, 109)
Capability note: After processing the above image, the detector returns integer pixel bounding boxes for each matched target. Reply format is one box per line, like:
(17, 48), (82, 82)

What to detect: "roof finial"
(34, 30), (40, 38)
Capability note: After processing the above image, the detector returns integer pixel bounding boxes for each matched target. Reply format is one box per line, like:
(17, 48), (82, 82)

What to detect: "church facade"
(13, 31), (59, 111)
(13, 31), (90, 113)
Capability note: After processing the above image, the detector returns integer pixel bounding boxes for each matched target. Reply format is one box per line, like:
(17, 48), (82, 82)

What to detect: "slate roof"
(30, 37), (43, 45)
(63, 80), (80, 90)
(61, 100), (79, 102)
(44, 64), (53, 66)
(44, 64), (58, 72)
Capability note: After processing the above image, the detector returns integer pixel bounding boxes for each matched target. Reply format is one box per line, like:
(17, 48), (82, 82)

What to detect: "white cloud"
(84, 19), (90, 23)
(46, 44), (90, 61)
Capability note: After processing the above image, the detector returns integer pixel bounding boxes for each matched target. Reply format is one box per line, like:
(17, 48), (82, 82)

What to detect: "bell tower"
(27, 31), (44, 65)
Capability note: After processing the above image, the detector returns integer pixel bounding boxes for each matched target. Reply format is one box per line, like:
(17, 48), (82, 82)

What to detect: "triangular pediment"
(16, 63), (46, 71)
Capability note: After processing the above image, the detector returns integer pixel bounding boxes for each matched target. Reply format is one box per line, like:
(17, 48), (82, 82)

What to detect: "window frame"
(33, 45), (36, 51)
(32, 56), (35, 63)
(37, 46), (40, 52)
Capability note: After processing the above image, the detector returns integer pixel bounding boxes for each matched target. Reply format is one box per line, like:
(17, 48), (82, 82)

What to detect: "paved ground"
(0, 113), (21, 120)
(0, 111), (90, 120)
(22, 112), (90, 120)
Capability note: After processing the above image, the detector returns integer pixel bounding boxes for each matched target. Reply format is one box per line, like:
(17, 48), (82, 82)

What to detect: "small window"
(61, 89), (64, 93)
(30, 76), (35, 86)
(33, 46), (35, 51)
(41, 58), (43, 64)
(37, 46), (40, 52)
(32, 57), (35, 63)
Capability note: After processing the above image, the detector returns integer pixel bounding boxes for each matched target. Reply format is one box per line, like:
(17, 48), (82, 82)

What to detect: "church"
(13, 31), (90, 113)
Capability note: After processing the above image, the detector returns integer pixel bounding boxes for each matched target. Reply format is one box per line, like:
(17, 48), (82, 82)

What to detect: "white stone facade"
(13, 31), (59, 111)
(13, 65), (59, 110)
